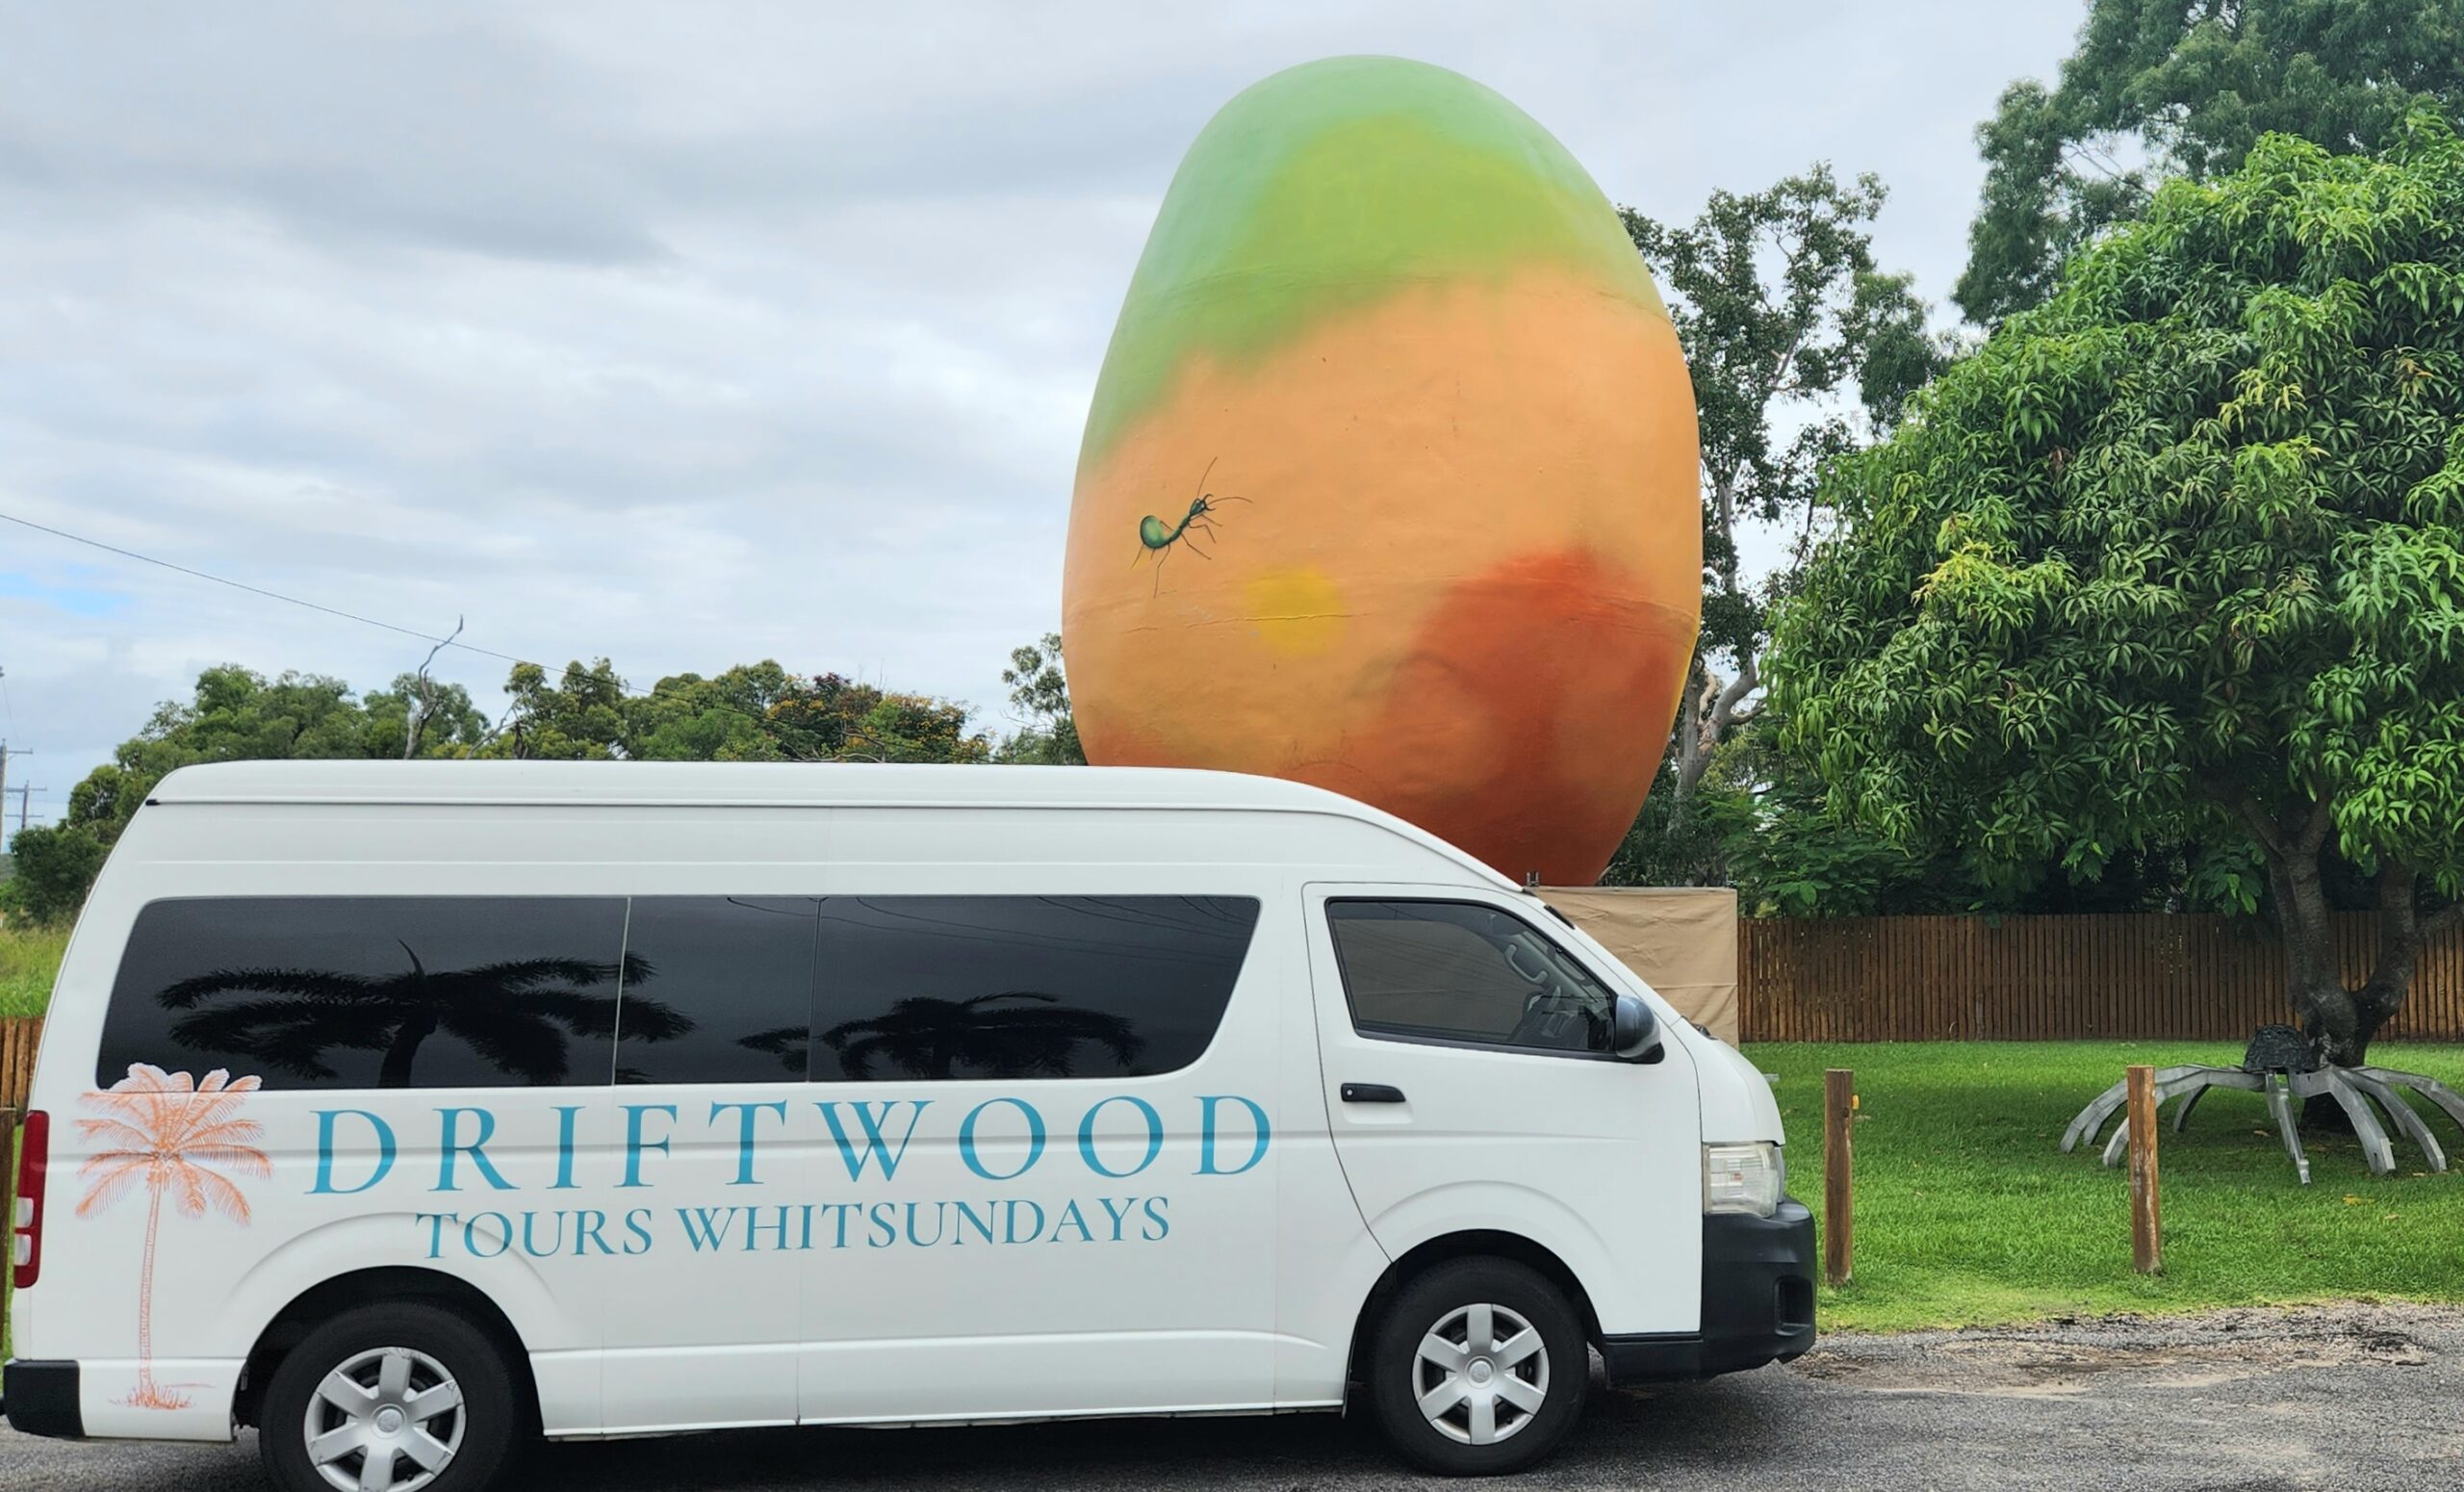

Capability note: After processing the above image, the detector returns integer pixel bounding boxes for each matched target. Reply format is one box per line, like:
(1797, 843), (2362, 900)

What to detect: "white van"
(4, 760), (1810, 1484)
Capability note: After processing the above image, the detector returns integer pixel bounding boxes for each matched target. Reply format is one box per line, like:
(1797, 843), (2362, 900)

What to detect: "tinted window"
(812, 896), (1258, 1081)
(1326, 900), (1614, 1053)
(97, 897), (632, 1090)
(616, 896), (818, 1084)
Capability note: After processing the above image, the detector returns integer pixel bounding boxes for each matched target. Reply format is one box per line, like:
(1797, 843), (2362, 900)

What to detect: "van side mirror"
(1611, 993), (1662, 1064)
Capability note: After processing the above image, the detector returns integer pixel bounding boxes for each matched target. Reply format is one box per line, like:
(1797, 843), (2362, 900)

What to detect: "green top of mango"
(1080, 55), (1664, 466)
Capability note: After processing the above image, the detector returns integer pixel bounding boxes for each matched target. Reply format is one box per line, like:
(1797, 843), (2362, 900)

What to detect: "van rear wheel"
(1366, 1257), (1586, 1476)
(259, 1301), (519, 1492)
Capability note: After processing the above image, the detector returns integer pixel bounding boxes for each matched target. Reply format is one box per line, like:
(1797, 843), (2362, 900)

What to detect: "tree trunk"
(2249, 794), (2386, 1068)
(2269, 836), (2347, 1059)
(2283, 865), (2434, 1070)
(2263, 822), (2461, 1088)
(2333, 863), (2426, 1068)
(1670, 463), (1756, 803)
(378, 1011), (438, 1089)
(2241, 795), (2464, 1134)
(134, 1182), (163, 1404)
(1671, 661), (1706, 803)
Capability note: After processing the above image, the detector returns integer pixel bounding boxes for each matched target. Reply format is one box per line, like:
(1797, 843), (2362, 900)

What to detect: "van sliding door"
(793, 890), (1281, 1423)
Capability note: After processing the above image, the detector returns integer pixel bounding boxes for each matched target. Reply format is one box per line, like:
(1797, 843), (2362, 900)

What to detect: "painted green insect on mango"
(1133, 457), (1249, 595)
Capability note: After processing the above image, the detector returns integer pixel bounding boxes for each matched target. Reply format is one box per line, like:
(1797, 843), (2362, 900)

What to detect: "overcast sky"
(0, 1), (2087, 815)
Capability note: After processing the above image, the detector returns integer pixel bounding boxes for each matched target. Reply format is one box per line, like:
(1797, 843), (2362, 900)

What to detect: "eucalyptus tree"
(1960, 0), (2464, 324)
(1778, 116), (2464, 1068)
(1621, 167), (1945, 809)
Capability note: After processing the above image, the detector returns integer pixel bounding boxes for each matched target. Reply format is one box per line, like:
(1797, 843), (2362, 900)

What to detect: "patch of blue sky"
(0, 568), (131, 619)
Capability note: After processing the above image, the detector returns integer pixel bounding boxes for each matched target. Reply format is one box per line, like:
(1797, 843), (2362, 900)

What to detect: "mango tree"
(1775, 115), (2464, 1070)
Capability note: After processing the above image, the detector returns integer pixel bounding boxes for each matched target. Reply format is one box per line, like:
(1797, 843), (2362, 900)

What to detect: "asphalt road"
(6, 1303), (2457, 1490)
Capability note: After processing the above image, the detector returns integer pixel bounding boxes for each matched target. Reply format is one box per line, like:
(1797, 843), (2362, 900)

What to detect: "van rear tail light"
(12, 1109), (46, 1289)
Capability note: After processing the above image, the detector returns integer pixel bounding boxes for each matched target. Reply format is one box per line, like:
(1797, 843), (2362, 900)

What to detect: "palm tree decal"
(154, 944), (691, 1087)
(819, 991), (1142, 1080)
(76, 1065), (271, 1410)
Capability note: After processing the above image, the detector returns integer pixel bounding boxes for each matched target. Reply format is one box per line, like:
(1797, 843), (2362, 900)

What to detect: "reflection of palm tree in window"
(735, 1026), (809, 1077)
(820, 992), (1142, 1080)
(156, 943), (694, 1087)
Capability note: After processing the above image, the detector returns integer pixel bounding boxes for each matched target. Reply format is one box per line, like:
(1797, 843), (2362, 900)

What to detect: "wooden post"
(1823, 1068), (1854, 1287)
(2125, 1064), (2162, 1274)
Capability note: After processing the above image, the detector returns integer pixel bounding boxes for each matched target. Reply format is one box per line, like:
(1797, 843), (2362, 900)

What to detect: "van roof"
(147, 761), (1517, 887)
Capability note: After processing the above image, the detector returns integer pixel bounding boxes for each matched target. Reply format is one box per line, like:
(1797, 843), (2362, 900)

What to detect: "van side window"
(95, 897), (632, 1090)
(1324, 900), (1614, 1054)
(615, 896), (820, 1084)
(810, 895), (1259, 1081)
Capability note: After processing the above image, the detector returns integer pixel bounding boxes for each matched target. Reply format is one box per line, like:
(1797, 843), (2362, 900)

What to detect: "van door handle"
(1341, 1083), (1406, 1104)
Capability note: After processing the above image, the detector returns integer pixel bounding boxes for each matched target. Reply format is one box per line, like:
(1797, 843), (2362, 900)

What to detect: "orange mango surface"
(1064, 59), (1700, 885)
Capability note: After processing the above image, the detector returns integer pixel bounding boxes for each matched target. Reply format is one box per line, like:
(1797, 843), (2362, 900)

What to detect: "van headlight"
(1702, 1142), (1784, 1217)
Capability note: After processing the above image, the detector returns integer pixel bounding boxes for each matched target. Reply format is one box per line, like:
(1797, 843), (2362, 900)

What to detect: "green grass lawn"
(0, 921), (64, 1017)
(1755, 1040), (2464, 1333)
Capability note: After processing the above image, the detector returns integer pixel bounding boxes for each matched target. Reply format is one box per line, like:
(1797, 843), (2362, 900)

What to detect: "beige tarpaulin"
(1538, 887), (1740, 1045)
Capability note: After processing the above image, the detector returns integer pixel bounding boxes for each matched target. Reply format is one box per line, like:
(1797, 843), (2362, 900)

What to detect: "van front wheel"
(259, 1301), (520, 1492)
(1366, 1257), (1586, 1476)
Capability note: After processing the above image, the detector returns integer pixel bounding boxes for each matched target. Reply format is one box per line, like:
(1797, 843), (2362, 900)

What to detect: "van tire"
(1366, 1257), (1586, 1476)
(258, 1301), (520, 1492)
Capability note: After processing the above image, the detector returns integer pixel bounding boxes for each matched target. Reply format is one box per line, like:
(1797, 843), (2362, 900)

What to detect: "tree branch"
(2233, 794), (2288, 862)
(2360, 861), (2427, 1025)
(2296, 792), (2334, 856)
(403, 615), (464, 760)
(1676, 648), (1760, 797)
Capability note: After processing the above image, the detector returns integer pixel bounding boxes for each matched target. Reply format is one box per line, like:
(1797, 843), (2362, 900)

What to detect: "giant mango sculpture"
(1063, 56), (1700, 886)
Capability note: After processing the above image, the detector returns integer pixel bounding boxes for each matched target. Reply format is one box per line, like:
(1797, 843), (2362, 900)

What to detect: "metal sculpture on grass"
(2064, 1025), (2464, 1184)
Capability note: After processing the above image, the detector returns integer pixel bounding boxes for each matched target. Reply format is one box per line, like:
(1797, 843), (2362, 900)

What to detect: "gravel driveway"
(5, 1303), (2456, 1490)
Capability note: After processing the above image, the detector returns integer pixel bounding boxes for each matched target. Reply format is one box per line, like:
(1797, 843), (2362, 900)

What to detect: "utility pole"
(12, 783), (38, 832)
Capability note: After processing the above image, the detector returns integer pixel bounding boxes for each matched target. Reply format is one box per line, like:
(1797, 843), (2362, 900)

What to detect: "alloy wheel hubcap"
(1413, 1301), (1549, 1446)
(301, 1346), (466, 1492)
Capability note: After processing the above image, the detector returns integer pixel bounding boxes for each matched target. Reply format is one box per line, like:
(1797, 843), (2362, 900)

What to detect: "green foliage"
(0, 823), (107, 928)
(1604, 712), (2167, 917)
(1600, 755), (1751, 888)
(1780, 116), (2464, 931)
(465, 659), (992, 765)
(994, 633), (1085, 766)
(36, 657), (998, 925)
(1721, 774), (1964, 918)
(0, 921), (67, 1016)
(63, 664), (488, 849)
(1960, 0), (2464, 323)
(1603, 719), (1926, 912)
(1760, 1041), (2464, 1332)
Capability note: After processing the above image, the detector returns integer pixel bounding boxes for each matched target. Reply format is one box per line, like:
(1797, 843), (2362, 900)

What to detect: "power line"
(0, 509), (528, 666)
(0, 507), (943, 756)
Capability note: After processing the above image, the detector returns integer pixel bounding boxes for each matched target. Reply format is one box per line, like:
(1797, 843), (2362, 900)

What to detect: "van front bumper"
(1600, 1198), (1816, 1382)
(2, 1359), (84, 1439)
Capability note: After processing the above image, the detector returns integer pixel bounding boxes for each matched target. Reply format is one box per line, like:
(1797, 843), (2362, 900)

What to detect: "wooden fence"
(1740, 912), (2464, 1043)
(1, 1016), (38, 1111)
